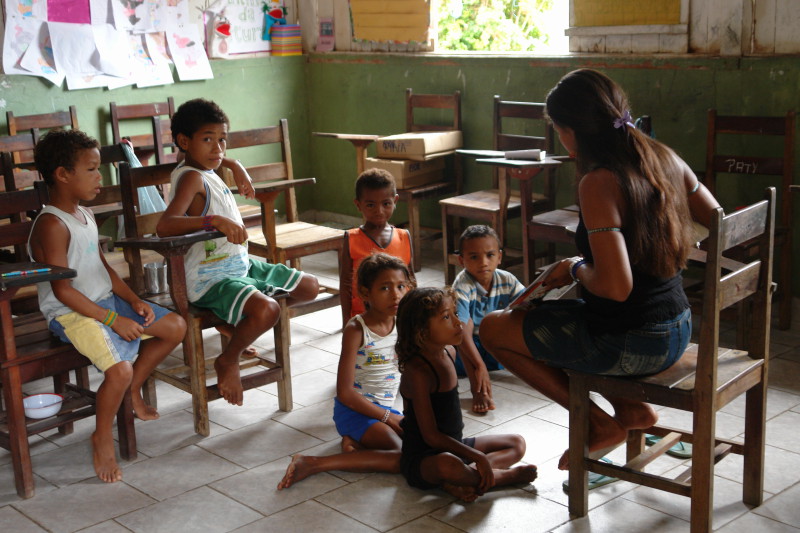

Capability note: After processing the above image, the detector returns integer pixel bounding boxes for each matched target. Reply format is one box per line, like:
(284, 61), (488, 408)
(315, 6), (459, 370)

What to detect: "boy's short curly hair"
(171, 98), (230, 151)
(355, 168), (396, 199)
(33, 129), (100, 186)
(458, 224), (501, 255)
(356, 252), (413, 292)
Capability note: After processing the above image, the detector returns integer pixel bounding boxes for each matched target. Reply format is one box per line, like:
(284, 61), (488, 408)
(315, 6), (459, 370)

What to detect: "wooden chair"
(5, 107), (79, 189)
(109, 98), (176, 165)
(566, 188), (775, 532)
(0, 184), (137, 499)
(704, 109), (794, 330)
(440, 97), (555, 284)
(0, 131), (37, 191)
(226, 121), (344, 316)
(116, 161), (293, 436)
(397, 88), (462, 272)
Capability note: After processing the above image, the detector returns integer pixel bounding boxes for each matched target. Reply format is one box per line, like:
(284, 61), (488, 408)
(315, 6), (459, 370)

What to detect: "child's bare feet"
(341, 435), (363, 453)
(131, 393), (159, 421)
(508, 464), (538, 484)
(277, 455), (313, 489)
(91, 431), (122, 483)
(214, 356), (243, 405)
(471, 390), (496, 414)
(613, 401), (658, 430)
(216, 326), (258, 359)
(442, 482), (479, 502)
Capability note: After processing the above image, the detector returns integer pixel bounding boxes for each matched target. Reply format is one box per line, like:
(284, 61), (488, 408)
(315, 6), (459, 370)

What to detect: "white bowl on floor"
(23, 393), (64, 419)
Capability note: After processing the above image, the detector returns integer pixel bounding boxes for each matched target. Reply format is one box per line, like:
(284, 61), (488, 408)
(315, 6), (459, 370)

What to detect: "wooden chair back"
(406, 88), (462, 132)
(6, 106), (79, 165)
(110, 98), (176, 165)
(566, 188), (776, 531)
(704, 109), (794, 329)
(0, 131), (37, 191)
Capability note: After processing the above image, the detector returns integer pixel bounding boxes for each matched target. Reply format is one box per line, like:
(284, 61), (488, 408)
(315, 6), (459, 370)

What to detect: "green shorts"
(192, 259), (303, 325)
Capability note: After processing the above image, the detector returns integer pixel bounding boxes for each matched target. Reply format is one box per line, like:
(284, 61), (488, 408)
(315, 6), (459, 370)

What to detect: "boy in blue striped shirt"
(452, 225), (524, 413)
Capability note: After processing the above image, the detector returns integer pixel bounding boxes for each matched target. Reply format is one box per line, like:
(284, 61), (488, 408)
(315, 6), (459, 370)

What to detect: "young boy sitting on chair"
(453, 225), (525, 413)
(30, 130), (187, 483)
(156, 98), (319, 406)
(339, 168), (415, 326)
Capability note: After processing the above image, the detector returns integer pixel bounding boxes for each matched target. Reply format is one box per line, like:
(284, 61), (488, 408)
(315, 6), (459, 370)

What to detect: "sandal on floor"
(561, 457), (619, 492)
(644, 434), (693, 459)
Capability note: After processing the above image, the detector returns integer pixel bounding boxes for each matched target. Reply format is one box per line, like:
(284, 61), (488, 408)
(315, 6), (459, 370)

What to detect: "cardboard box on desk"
(364, 157), (445, 188)
(376, 131), (463, 161)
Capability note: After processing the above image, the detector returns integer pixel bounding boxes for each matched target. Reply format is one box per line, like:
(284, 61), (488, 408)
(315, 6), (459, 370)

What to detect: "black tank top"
(400, 349), (464, 454)
(575, 212), (688, 334)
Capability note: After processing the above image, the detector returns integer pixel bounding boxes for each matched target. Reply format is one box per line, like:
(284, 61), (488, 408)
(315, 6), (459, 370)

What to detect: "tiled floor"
(4, 244), (800, 532)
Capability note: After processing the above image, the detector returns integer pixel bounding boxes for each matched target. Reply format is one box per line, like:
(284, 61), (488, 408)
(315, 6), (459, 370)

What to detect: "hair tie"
(613, 110), (636, 130)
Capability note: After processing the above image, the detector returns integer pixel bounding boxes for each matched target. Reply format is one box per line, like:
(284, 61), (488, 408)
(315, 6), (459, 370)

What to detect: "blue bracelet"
(570, 258), (589, 282)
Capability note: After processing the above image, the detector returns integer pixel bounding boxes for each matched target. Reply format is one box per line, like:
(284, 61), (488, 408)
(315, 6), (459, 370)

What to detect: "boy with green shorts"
(156, 98), (319, 406)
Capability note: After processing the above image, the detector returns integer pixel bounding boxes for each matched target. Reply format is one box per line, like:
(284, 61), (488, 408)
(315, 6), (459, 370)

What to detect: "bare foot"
(442, 482), (479, 502)
(341, 435), (363, 453)
(214, 356), (243, 405)
(506, 464), (538, 485)
(558, 418), (626, 470)
(277, 455), (314, 490)
(216, 325), (258, 359)
(471, 390), (496, 414)
(91, 431), (122, 483)
(131, 393), (159, 421)
(241, 346), (258, 360)
(613, 401), (658, 430)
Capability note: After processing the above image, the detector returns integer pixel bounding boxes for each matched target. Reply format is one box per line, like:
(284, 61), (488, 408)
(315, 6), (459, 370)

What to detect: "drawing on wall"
(11, 0), (47, 19)
(137, 33), (175, 87)
(11, 18), (64, 86)
(167, 23), (213, 81)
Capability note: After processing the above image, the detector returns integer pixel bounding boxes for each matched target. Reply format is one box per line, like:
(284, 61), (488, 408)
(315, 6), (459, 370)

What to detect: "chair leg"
(2, 366), (35, 498)
(406, 197), (422, 273)
(52, 373), (73, 436)
(441, 205), (455, 285)
(690, 405), (715, 532)
(743, 378), (767, 506)
(187, 317), (210, 437)
(116, 390), (137, 461)
(567, 373), (590, 517)
(275, 300), (293, 412)
(142, 375), (157, 410)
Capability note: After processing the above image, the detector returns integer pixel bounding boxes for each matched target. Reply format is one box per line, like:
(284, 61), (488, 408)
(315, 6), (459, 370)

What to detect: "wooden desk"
(313, 132), (380, 174)
(476, 157), (561, 284)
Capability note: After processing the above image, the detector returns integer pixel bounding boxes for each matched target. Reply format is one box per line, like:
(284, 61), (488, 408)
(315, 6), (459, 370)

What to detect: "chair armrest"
(242, 177), (316, 196)
(116, 231), (223, 254)
(0, 262), (76, 291)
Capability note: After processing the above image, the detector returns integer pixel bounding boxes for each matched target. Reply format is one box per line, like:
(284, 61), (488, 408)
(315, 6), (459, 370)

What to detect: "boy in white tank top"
(156, 99), (320, 406)
(29, 130), (186, 484)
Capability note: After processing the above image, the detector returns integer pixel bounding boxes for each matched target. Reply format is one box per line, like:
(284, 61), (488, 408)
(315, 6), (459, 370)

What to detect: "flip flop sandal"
(644, 434), (693, 459)
(562, 457), (619, 492)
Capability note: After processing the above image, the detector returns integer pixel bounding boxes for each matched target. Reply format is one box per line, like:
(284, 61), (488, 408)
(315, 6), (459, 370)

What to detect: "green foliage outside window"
(436, 0), (555, 52)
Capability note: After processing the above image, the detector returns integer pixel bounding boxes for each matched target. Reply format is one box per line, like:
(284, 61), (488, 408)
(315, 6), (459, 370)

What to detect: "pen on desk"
(1, 268), (52, 278)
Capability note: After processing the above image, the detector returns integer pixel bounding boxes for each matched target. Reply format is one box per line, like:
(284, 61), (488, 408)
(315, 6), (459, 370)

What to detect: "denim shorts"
(333, 397), (402, 442)
(521, 300), (691, 376)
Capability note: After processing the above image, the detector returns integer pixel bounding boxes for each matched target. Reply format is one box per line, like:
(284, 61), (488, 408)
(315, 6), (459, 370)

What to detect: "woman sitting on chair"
(480, 68), (720, 469)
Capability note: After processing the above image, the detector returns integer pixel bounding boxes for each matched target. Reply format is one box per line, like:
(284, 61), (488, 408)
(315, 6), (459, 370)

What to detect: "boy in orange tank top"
(339, 169), (415, 326)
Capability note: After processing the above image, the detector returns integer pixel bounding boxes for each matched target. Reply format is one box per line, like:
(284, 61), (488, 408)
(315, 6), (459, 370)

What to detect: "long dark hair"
(546, 69), (693, 277)
(395, 287), (454, 372)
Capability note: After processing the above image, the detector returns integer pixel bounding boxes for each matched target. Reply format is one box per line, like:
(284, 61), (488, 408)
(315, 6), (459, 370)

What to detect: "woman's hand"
(542, 259), (574, 289)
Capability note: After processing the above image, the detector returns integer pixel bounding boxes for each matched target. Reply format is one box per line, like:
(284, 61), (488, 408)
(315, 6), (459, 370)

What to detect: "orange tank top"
(348, 226), (412, 317)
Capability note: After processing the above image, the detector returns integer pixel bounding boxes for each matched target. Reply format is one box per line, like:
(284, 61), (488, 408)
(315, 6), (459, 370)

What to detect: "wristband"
(102, 309), (118, 326)
(380, 409), (391, 423)
(569, 258), (589, 283)
(202, 215), (215, 231)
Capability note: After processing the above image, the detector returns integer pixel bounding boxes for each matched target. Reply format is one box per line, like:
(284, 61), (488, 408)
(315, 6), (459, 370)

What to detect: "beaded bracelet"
(380, 409), (391, 423)
(202, 215), (215, 231)
(569, 258), (589, 283)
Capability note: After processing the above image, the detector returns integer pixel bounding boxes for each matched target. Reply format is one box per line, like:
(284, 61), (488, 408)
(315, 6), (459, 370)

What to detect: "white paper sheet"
(93, 23), (131, 78)
(3, 15), (38, 75)
(48, 21), (99, 75)
(17, 20), (64, 86)
(111, 0), (152, 32)
(167, 24), (212, 81)
(133, 32), (173, 87)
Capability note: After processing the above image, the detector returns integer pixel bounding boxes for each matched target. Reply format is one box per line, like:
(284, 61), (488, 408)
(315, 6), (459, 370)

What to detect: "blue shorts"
(454, 334), (503, 377)
(333, 397), (402, 442)
(521, 300), (691, 376)
(49, 294), (172, 372)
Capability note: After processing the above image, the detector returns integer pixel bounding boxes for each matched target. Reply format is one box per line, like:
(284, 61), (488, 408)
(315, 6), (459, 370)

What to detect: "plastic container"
(23, 393), (64, 419)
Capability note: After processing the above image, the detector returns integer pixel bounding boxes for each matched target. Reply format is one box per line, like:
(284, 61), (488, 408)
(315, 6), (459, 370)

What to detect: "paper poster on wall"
(47, 0), (90, 24)
(90, 0), (114, 25)
(167, 23), (213, 81)
(111, 0), (152, 32)
(6, 0), (48, 19)
(16, 20), (64, 86)
(225, 0), (272, 54)
(2, 15), (38, 75)
(135, 33), (174, 87)
(47, 21), (100, 75)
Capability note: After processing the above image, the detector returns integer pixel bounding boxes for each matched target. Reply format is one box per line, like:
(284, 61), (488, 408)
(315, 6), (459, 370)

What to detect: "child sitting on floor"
(397, 287), (537, 501)
(278, 253), (412, 489)
(339, 168), (415, 326)
(29, 129), (186, 483)
(156, 98), (319, 406)
(453, 225), (525, 413)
